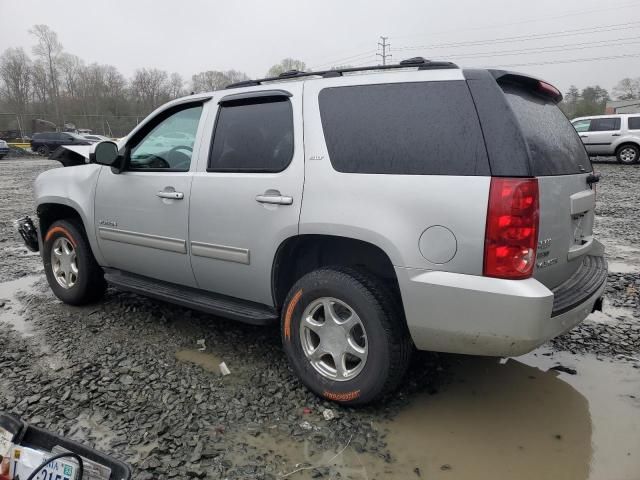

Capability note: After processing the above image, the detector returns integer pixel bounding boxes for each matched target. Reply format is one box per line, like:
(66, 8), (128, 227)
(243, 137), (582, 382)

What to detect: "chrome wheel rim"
(51, 237), (78, 289)
(299, 297), (368, 381)
(620, 148), (637, 163)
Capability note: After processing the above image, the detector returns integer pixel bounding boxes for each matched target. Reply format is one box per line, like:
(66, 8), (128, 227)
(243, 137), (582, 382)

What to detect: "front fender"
(35, 164), (106, 265)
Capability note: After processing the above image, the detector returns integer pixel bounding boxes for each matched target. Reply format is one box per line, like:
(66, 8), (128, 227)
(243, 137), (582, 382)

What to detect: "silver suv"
(17, 58), (607, 405)
(572, 114), (640, 164)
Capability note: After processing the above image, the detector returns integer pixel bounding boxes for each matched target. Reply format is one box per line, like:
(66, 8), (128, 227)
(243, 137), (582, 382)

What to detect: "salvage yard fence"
(0, 113), (147, 140)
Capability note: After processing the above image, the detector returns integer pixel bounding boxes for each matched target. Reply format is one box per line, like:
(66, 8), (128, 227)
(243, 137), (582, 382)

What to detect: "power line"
(395, 21), (640, 52)
(390, 1), (640, 41)
(489, 51), (640, 68)
(429, 35), (640, 61)
(376, 36), (392, 66)
(311, 50), (378, 70)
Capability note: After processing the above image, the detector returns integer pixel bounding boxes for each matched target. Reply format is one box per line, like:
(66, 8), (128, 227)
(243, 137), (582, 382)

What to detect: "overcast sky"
(1, 0), (639, 94)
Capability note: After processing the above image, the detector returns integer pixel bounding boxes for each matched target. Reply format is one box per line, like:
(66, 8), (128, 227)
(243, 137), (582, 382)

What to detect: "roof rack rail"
(225, 57), (458, 89)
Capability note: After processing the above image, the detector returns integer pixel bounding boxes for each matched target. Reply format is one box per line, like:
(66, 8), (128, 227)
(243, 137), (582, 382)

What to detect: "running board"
(103, 269), (278, 326)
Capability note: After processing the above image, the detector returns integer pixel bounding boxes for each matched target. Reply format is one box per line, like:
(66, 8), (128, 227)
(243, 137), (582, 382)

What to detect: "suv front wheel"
(281, 267), (411, 405)
(43, 219), (106, 305)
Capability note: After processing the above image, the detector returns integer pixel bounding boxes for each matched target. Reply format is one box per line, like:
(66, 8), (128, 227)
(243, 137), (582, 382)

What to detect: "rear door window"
(627, 117), (640, 130)
(208, 98), (294, 172)
(501, 84), (591, 175)
(589, 117), (621, 132)
(318, 81), (489, 175)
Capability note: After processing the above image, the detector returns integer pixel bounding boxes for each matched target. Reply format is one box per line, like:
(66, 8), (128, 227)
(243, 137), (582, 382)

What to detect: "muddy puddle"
(241, 348), (640, 480)
(175, 349), (224, 374)
(0, 275), (41, 336)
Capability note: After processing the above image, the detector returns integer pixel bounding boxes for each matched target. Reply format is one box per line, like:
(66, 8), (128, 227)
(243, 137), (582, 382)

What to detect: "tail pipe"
(592, 296), (604, 313)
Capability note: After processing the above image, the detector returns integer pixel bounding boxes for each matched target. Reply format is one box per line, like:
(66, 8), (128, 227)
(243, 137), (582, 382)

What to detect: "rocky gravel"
(0, 155), (639, 479)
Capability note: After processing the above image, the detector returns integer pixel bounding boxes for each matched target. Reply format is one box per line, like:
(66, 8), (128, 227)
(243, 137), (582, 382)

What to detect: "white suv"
(572, 114), (640, 164)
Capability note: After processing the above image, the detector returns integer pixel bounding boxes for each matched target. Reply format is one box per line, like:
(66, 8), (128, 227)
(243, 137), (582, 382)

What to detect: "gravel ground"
(0, 155), (638, 479)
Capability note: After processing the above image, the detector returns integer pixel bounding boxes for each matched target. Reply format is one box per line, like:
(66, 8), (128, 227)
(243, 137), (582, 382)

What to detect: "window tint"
(572, 119), (591, 133)
(502, 84), (591, 175)
(589, 117), (621, 131)
(129, 105), (202, 171)
(208, 98), (294, 172)
(628, 117), (640, 130)
(318, 82), (489, 175)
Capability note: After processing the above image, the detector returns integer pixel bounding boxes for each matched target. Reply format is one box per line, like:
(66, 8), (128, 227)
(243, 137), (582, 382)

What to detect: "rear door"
(501, 84), (597, 289)
(189, 85), (304, 306)
(583, 117), (622, 155)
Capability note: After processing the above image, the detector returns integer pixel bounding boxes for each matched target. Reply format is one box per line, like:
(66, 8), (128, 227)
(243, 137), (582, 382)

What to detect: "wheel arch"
(615, 141), (640, 154)
(271, 234), (403, 312)
(36, 199), (105, 265)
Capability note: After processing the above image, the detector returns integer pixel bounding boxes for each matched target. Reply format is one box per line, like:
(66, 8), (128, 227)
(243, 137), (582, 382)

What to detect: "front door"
(189, 85), (304, 306)
(95, 102), (207, 287)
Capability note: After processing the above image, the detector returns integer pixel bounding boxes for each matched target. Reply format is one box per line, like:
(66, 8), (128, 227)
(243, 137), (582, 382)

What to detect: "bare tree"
(59, 53), (83, 100)
(168, 72), (184, 98)
(30, 61), (49, 106)
(130, 68), (170, 111)
(266, 58), (306, 77)
(612, 78), (640, 101)
(191, 70), (249, 92)
(30, 24), (63, 121)
(0, 47), (32, 113)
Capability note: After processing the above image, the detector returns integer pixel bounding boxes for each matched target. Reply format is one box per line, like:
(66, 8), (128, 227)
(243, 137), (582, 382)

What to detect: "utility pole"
(377, 36), (391, 66)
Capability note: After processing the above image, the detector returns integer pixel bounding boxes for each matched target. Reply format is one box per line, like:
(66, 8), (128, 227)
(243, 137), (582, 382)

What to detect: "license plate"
(32, 459), (78, 480)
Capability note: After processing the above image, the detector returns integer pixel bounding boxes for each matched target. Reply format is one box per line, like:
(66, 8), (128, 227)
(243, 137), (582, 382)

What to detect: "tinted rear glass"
(589, 117), (620, 131)
(628, 117), (640, 130)
(501, 84), (591, 175)
(318, 81), (489, 175)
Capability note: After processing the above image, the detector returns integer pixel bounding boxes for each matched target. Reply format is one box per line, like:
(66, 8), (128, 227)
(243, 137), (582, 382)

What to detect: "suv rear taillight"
(484, 177), (539, 279)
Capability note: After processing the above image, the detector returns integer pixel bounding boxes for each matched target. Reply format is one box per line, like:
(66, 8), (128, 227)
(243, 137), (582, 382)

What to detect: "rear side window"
(318, 81), (489, 175)
(208, 98), (294, 172)
(628, 117), (640, 130)
(501, 84), (591, 175)
(589, 117), (621, 132)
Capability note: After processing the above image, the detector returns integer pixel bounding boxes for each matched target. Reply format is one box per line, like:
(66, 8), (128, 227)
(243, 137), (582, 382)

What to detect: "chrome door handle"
(255, 194), (293, 205)
(156, 191), (184, 199)
(580, 135), (588, 138)
(612, 133), (621, 136)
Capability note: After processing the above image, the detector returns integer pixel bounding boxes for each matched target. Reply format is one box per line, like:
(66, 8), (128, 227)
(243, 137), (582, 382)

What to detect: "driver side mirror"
(91, 141), (120, 167)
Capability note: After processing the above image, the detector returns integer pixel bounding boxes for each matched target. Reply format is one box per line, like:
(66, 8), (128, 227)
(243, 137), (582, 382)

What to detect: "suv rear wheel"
(616, 144), (639, 164)
(43, 219), (106, 305)
(281, 267), (411, 405)
(37, 145), (50, 156)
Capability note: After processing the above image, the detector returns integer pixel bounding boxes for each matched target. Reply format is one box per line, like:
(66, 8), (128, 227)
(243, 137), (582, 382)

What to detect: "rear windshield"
(501, 84), (591, 176)
(318, 81), (490, 175)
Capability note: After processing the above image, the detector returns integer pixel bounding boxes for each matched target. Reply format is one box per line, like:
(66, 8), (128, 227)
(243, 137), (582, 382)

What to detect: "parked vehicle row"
(18, 59), (607, 405)
(0, 139), (9, 159)
(572, 114), (640, 164)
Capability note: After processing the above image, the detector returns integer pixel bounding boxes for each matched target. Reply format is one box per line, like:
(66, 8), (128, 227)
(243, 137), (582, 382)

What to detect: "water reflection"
(382, 355), (592, 479)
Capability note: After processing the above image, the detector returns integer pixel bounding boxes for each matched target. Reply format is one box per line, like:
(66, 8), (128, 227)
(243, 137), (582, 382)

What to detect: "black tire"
(37, 145), (50, 156)
(281, 267), (412, 406)
(43, 219), (106, 305)
(616, 144), (639, 164)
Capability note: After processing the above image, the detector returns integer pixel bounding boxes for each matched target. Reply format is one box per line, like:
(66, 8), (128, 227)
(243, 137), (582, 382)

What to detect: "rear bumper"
(396, 254), (607, 356)
(0, 147), (9, 155)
